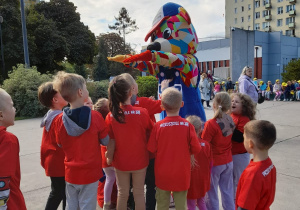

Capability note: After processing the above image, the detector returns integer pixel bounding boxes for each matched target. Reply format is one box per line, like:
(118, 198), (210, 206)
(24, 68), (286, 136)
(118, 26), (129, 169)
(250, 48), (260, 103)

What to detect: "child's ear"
(0, 111), (3, 121)
(160, 104), (165, 111)
(181, 101), (184, 108)
(249, 139), (255, 149)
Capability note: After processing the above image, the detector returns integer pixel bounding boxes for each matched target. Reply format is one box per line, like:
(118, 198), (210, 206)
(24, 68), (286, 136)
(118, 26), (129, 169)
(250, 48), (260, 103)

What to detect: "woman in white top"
(199, 73), (211, 108)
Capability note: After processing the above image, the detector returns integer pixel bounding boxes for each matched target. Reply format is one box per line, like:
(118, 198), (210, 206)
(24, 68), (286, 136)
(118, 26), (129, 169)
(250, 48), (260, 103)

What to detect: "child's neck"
(252, 150), (269, 162)
(122, 97), (131, 106)
(70, 101), (84, 109)
(166, 110), (180, 117)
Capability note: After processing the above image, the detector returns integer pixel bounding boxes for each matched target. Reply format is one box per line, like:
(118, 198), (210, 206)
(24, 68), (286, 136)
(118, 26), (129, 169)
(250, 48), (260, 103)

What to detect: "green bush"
(282, 59), (300, 82)
(86, 80), (109, 102)
(2, 64), (52, 117)
(136, 76), (158, 98)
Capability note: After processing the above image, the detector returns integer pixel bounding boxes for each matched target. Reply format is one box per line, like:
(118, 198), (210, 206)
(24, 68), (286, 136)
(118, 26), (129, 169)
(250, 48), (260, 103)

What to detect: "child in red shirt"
(0, 88), (26, 210)
(93, 98), (117, 210)
(105, 75), (154, 210)
(52, 72), (109, 210)
(38, 82), (68, 210)
(230, 93), (256, 198)
(147, 87), (201, 210)
(236, 120), (276, 210)
(201, 92), (236, 210)
(186, 115), (212, 210)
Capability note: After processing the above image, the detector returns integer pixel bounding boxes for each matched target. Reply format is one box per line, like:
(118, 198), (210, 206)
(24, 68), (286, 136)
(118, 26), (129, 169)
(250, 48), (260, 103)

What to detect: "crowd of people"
(0, 71), (278, 210)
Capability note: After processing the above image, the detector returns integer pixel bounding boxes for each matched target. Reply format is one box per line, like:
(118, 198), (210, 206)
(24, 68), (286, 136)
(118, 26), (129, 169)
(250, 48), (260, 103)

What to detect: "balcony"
(289, 0), (296, 4)
(264, 26), (271, 32)
(289, 10), (296, 16)
(289, 22), (295, 28)
(265, 15), (272, 20)
(265, 3), (271, 9)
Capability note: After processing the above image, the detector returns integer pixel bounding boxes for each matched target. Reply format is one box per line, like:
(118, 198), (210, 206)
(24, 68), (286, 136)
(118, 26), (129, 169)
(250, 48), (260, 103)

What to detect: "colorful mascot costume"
(109, 2), (206, 122)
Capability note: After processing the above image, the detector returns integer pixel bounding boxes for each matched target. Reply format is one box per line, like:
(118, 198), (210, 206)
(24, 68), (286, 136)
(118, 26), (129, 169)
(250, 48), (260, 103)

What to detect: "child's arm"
(106, 139), (115, 165)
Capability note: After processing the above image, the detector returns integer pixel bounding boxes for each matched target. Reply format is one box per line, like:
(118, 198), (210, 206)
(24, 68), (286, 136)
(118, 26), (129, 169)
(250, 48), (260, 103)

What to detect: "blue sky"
(48, 0), (226, 52)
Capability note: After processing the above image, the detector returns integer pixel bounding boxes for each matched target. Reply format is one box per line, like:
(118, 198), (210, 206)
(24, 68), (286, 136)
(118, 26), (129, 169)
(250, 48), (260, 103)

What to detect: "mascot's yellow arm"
(107, 55), (131, 63)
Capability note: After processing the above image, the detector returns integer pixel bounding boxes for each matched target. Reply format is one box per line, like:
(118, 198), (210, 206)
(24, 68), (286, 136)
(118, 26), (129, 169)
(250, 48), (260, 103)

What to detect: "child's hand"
(107, 158), (113, 165)
(149, 96), (155, 100)
(161, 79), (170, 92)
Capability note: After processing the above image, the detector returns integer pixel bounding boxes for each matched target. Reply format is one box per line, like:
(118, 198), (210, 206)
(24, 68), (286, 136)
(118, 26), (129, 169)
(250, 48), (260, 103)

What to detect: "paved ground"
(7, 100), (300, 209)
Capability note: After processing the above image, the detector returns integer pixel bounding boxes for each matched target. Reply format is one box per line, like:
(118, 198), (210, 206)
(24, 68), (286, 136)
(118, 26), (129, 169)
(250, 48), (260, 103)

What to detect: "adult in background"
(238, 66), (258, 103)
(207, 70), (214, 99)
(199, 73), (211, 108)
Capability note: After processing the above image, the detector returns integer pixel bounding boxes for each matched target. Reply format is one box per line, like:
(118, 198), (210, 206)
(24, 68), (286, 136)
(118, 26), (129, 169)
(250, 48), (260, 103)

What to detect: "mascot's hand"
(107, 55), (131, 63)
(123, 50), (153, 63)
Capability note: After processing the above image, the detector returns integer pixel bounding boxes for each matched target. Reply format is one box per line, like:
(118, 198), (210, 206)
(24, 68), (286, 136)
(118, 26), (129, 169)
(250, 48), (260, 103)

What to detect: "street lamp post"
(0, 16), (5, 80)
(20, 0), (30, 68)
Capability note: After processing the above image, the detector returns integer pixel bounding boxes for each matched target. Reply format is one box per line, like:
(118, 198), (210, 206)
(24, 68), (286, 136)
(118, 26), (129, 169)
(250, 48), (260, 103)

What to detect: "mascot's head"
(145, 2), (198, 55)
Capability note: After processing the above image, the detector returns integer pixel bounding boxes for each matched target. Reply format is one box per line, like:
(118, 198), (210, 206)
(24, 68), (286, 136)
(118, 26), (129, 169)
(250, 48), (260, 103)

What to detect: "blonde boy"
(236, 120), (276, 210)
(52, 72), (109, 210)
(147, 88), (201, 210)
(0, 88), (26, 210)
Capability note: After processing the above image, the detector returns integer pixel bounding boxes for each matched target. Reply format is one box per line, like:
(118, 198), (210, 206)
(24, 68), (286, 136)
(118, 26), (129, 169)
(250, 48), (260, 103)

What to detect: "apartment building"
(225, 0), (299, 37)
(24, 0), (42, 7)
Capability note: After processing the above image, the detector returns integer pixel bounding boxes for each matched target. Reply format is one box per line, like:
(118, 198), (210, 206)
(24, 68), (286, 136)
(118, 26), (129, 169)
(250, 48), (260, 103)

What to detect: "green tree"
(74, 64), (87, 78)
(35, 0), (96, 66)
(26, 7), (68, 73)
(108, 7), (138, 46)
(93, 37), (108, 81)
(282, 59), (300, 82)
(0, 0), (23, 81)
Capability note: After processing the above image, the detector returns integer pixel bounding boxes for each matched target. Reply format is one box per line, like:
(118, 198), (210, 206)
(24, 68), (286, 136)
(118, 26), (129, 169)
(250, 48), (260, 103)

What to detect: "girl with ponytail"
(201, 92), (236, 210)
(105, 75), (153, 210)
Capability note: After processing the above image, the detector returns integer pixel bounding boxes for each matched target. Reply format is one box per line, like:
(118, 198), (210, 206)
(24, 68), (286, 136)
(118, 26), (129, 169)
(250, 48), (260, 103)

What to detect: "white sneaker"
(273, 99), (276, 101)
(283, 99), (286, 101)
(290, 99), (293, 101)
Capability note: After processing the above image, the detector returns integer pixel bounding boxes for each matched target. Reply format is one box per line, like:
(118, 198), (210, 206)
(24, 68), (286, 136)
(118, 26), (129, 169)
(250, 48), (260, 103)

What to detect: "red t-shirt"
(231, 114), (250, 155)
(147, 116), (201, 191)
(187, 138), (212, 199)
(54, 111), (108, 185)
(0, 127), (26, 210)
(134, 97), (162, 122)
(40, 115), (65, 177)
(236, 157), (276, 210)
(105, 105), (153, 171)
(201, 119), (233, 166)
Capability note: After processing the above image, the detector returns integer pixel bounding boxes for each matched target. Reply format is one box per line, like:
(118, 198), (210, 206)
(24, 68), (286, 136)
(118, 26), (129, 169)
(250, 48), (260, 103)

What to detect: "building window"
(262, 22), (270, 28)
(255, 1), (260, 8)
(286, 17), (295, 25)
(277, 7), (283, 14)
(263, 0), (269, 6)
(263, 10), (271, 17)
(235, 18), (237, 24)
(241, 6), (244, 12)
(286, 30), (295, 36)
(286, 5), (295, 13)
(235, 8), (237, 14)
(255, 23), (260, 30)
(241, 17), (244, 22)
(248, 26), (251, 30)
(277, 19), (283, 26)
(248, 4), (251, 10)
(235, 0), (237, 3)
(248, 15), (251, 21)
(255, 12), (260, 19)
(277, 0), (283, 2)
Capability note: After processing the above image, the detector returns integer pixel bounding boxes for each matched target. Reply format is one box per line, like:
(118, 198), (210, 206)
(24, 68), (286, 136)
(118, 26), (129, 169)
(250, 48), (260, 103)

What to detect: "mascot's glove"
(107, 55), (131, 63)
(123, 50), (153, 63)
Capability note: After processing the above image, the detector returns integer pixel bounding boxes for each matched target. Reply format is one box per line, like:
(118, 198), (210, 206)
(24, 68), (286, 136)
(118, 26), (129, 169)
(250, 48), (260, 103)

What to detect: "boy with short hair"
(38, 82), (68, 209)
(236, 120), (277, 210)
(0, 88), (26, 210)
(147, 87), (201, 210)
(52, 71), (109, 210)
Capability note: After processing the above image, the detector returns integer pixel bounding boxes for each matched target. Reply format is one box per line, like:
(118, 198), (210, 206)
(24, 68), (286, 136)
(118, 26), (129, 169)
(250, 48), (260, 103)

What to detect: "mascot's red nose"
(147, 42), (161, 51)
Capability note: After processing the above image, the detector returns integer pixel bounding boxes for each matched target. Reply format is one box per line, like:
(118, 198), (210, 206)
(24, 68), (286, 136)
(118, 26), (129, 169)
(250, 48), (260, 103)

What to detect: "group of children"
(0, 71), (277, 210)
(256, 79), (300, 101)
(213, 77), (238, 95)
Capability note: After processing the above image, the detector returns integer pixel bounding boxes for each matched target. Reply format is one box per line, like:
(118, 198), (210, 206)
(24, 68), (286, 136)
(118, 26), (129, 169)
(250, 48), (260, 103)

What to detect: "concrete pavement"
(7, 100), (300, 209)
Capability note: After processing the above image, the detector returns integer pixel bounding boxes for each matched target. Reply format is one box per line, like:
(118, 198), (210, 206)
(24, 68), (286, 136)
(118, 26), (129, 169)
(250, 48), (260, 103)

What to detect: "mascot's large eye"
(163, 28), (172, 39)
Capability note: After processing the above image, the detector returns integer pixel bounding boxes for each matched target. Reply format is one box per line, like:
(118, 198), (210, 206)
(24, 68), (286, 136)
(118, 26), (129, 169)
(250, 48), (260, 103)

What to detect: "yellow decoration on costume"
(107, 55), (131, 63)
